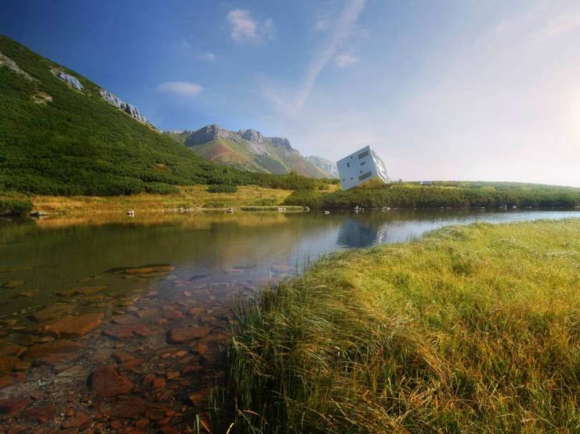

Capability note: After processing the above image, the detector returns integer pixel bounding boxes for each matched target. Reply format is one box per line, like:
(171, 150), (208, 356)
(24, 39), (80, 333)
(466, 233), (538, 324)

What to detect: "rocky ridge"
(306, 156), (339, 178)
(167, 125), (334, 178)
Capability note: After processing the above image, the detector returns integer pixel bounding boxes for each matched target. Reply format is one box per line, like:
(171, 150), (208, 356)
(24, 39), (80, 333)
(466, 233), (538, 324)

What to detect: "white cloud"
(197, 52), (216, 62)
(227, 9), (274, 43)
(157, 81), (203, 97)
(335, 53), (359, 68)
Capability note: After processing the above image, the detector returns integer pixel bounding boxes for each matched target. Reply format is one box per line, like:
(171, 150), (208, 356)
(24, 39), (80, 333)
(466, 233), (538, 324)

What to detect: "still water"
(0, 209), (578, 431)
(1, 209), (579, 316)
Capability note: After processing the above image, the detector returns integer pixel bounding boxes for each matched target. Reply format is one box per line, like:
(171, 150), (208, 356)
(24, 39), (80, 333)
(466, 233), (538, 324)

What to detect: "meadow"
(226, 219), (580, 433)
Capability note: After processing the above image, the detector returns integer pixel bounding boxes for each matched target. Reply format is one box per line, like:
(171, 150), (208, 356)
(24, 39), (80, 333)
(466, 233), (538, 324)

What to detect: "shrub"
(0, 199), (33, 217)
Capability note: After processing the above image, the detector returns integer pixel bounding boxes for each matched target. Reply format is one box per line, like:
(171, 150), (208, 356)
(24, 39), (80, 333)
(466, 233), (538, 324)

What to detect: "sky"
(1, 0), (579, 186)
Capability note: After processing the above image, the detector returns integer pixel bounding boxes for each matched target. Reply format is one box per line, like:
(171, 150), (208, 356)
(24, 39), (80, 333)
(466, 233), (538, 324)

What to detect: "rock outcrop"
(99, 89), (148, 124)
(54, 70), (83, 90)
(0, 51), (35, 81)
(184, 124), (236, 146)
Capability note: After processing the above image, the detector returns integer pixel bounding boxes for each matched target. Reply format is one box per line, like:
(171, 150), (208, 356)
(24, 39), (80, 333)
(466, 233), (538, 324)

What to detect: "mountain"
(166, 125), (333, 178)
(0, 35), (302, 195)
(306, 156), (338, 178)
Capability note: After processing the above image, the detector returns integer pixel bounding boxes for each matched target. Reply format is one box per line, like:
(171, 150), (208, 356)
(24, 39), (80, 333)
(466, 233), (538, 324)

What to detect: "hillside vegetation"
(228, 219), (580, 433)
(0, 35), (332, 196)
(285, 180), (580, 209)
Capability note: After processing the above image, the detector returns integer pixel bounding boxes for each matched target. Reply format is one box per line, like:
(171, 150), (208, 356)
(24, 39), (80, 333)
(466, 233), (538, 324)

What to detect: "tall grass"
(227, 220), (580, 433)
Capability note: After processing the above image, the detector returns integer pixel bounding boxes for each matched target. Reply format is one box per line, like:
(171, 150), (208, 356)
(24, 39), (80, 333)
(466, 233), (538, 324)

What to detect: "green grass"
(0, 35), (333, 196)
(284, 181), (580, 210)
(226, 219), (580, 433)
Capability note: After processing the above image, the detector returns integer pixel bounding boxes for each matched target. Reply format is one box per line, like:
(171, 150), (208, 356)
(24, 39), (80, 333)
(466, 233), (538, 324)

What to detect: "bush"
(0, 199), (33, 217)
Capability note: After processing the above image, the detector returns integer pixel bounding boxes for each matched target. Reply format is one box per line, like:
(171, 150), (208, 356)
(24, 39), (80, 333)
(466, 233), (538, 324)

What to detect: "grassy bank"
(0, 185), (334, 216)
(284, 181), (580, 210)
(227, 219), (580, 433)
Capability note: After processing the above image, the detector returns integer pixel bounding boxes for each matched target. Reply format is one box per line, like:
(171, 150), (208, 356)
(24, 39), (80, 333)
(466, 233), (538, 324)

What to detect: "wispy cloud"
(335, 53), (359, 68)
(267, 0), (366, 117)
(157, 81), (203, 97)
(197, 52), (216, 62)
(227, 9), (274, 43)
(314, 18), (330, 32)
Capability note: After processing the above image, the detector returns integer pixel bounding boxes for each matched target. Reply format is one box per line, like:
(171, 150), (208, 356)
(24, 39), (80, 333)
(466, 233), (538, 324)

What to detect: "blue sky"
(2, 0), (580, 186)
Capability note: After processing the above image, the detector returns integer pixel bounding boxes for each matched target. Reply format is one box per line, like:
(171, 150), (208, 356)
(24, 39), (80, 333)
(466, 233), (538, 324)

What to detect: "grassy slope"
(285, 180), (580, 209)
(228, 219), (580, 433)
(0, 35), (333, 196)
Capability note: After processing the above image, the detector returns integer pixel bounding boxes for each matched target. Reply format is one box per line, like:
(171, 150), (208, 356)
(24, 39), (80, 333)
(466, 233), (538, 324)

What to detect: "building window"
(358, 151), (369, 159)
(359, 171), (372, 181)
(346, 162), (350, 168)
(360, 161), (366, 166)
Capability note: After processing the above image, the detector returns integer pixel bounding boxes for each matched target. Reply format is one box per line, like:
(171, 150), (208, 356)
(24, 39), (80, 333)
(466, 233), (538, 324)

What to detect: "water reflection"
(337, 218), (380, 248)
(0, 209), (579, 317)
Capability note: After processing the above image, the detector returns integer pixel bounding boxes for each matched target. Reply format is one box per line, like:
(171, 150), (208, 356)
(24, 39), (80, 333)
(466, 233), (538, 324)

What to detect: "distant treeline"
(284, 181), (580, 209)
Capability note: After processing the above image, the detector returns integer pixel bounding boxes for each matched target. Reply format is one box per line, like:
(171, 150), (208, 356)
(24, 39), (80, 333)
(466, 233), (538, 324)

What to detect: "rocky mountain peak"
(185, 124), (233, 146)
(239, 129), (264, 143)
(270, 137), (294, 152)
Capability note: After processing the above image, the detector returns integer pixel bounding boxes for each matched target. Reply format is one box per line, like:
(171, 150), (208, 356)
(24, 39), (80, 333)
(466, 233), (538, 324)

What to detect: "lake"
(0, 209), (578, 431)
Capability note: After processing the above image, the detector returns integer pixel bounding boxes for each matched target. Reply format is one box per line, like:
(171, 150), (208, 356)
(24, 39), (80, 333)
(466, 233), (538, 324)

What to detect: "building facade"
(336, 145), (389, 190)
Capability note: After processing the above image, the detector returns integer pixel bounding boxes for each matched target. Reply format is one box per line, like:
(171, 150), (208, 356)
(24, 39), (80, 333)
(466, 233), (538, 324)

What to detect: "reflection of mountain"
(337, 218), (380, 248)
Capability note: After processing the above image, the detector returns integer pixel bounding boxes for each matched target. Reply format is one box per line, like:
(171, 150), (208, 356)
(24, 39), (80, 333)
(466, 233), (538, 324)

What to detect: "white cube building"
(336, 145), (389, 190)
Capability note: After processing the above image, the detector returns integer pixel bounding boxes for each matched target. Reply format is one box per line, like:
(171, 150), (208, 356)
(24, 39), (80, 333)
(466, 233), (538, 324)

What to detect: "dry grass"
(227, 220), (580, 433)
(6, 185), (296, 216)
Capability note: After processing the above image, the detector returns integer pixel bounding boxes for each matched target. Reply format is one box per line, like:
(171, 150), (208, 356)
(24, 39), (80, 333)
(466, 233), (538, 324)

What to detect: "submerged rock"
(109, 264), (175, 276)
(0, 356), (21, 374)
(89, 365), (134, 397)
(31, 303), (76, 323)
(0, 342), (25, 357)
(23, 340), (83, 366)
(0, 372), (26, 390)
(56, 286), (107, 297)
(166, 327), (211, 344)
(0, 398), (30, 416)
(41, 312), (104, 337)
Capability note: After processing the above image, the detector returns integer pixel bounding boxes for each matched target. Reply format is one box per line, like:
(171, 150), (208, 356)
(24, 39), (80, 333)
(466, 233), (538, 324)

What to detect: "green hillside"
(0, 35), (330, 196)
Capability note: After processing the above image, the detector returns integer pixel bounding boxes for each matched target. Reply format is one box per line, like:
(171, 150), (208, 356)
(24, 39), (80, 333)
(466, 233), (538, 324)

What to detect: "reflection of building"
(337, 218), (379, 248)
(336, 146), (389, 190)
